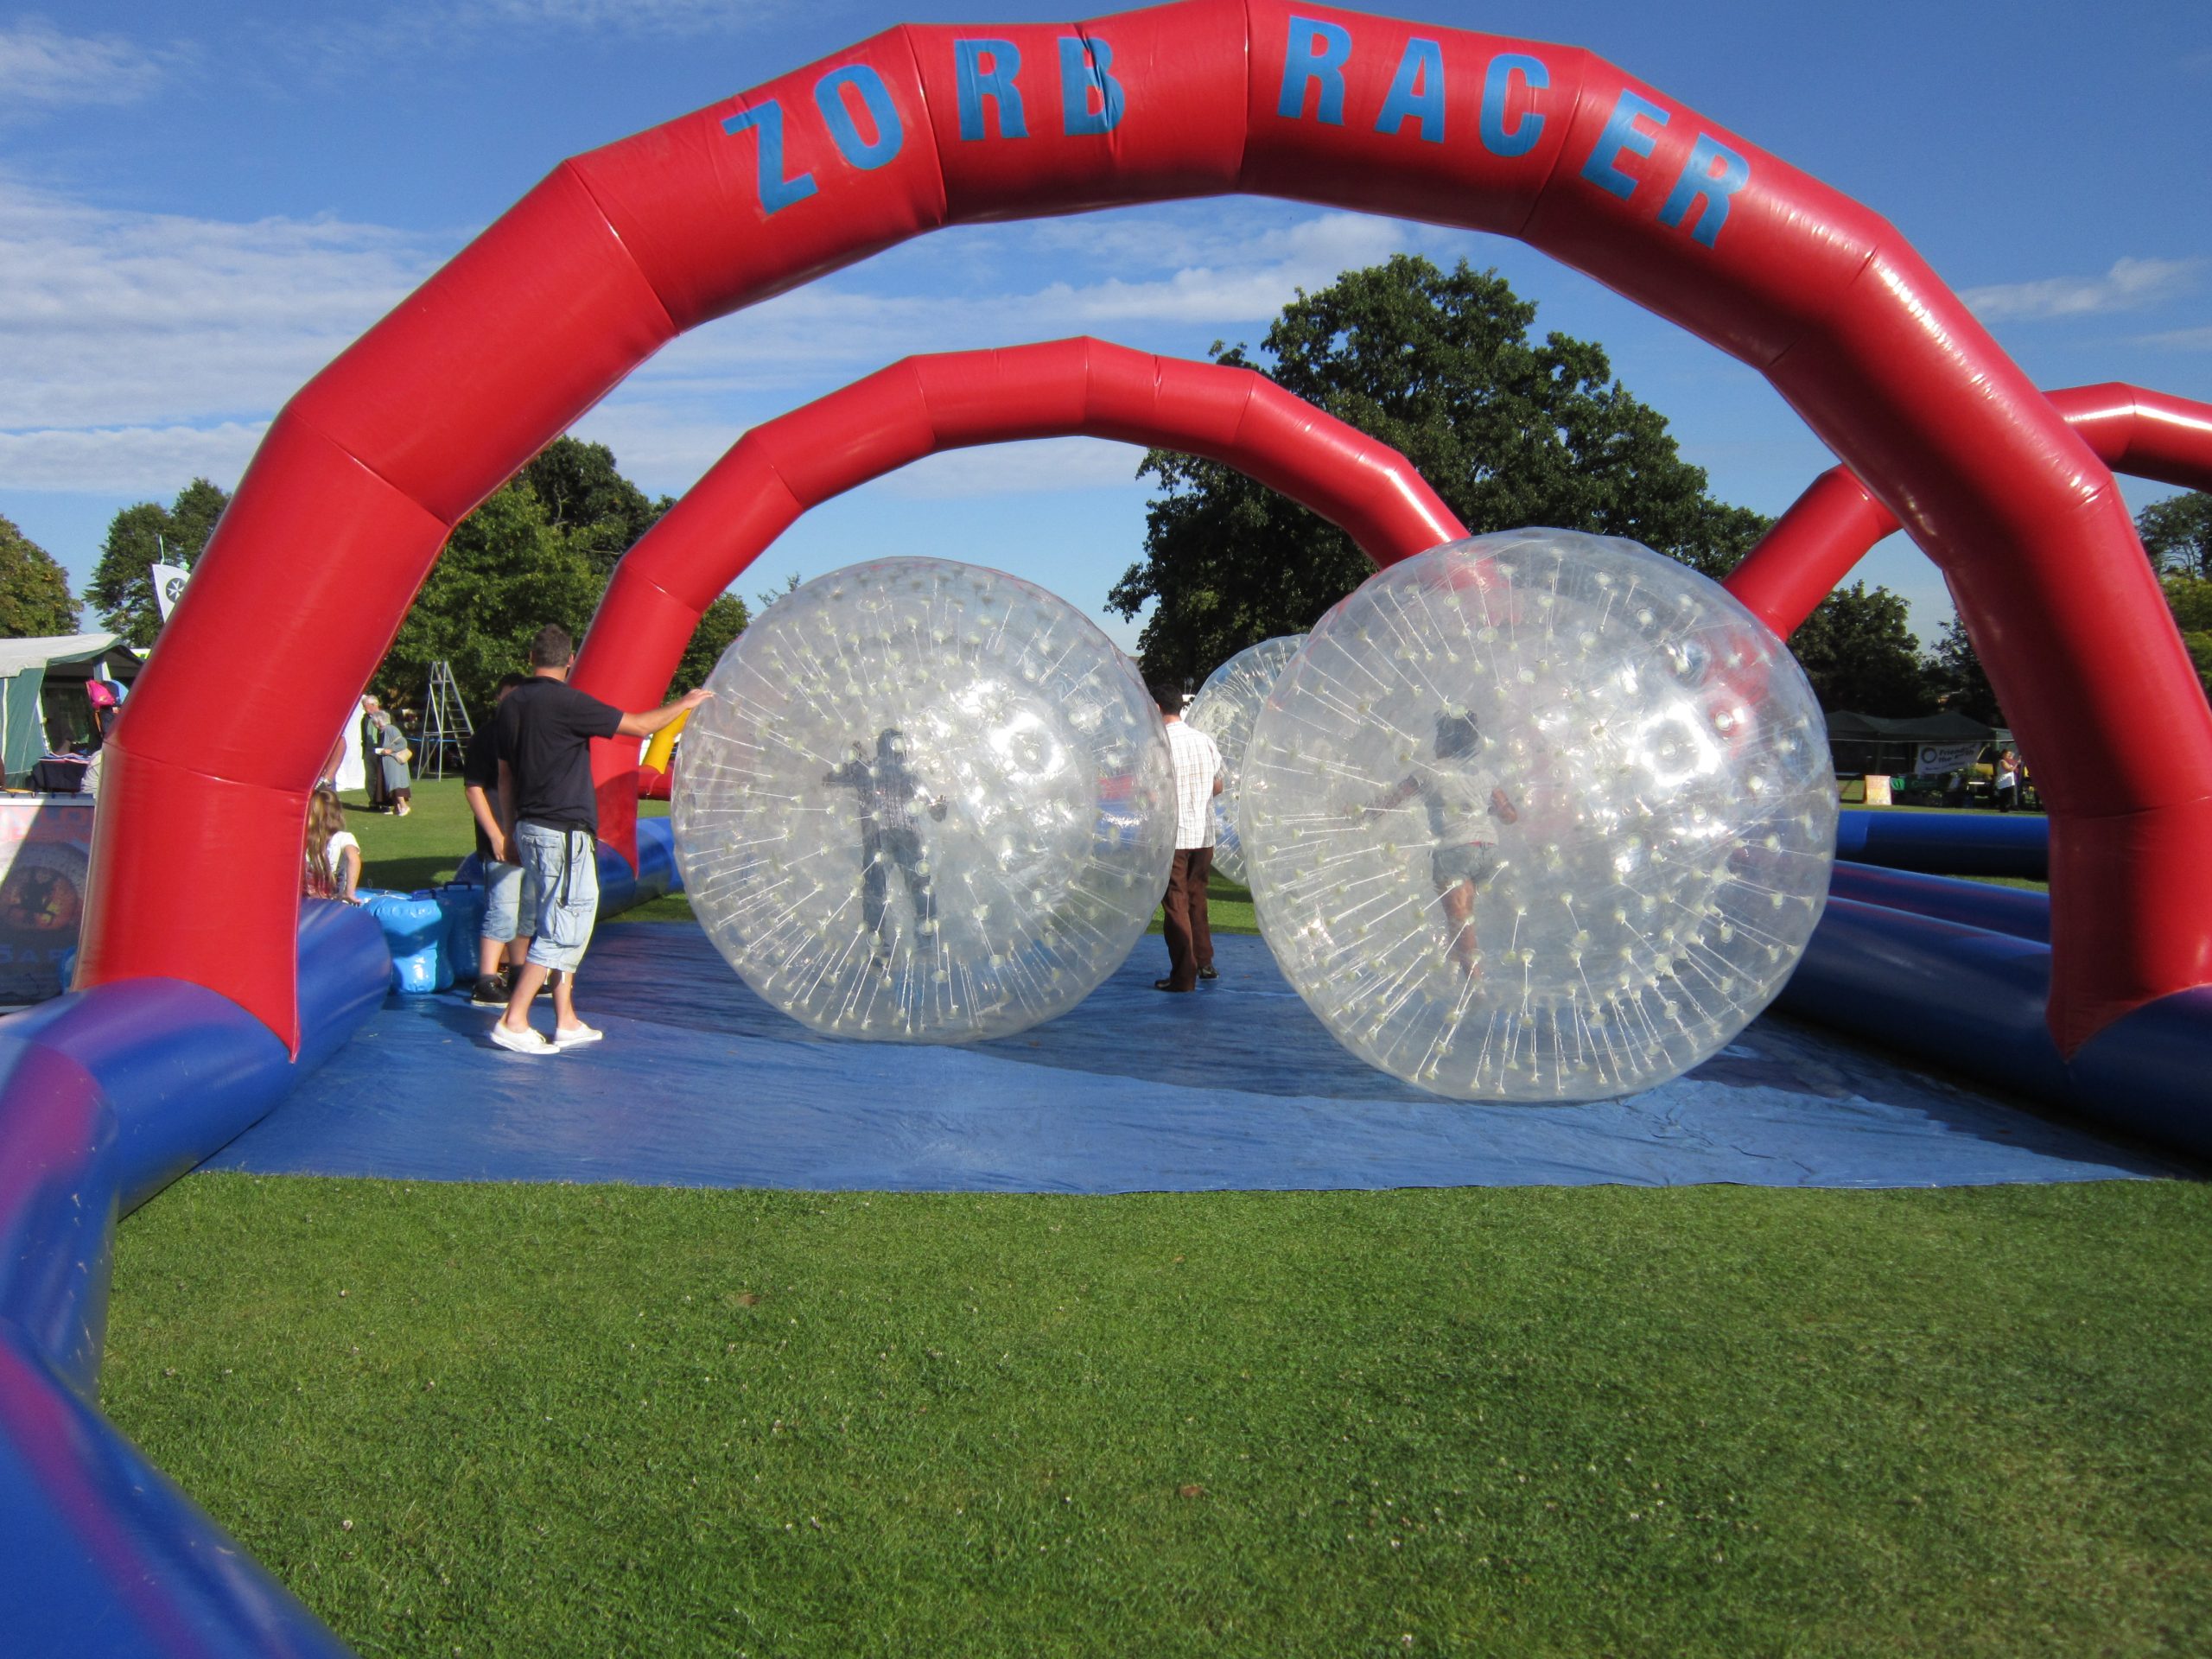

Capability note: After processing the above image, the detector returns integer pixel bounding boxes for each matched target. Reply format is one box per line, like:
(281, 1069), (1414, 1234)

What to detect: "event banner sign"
(1915, 741), (1983, 776)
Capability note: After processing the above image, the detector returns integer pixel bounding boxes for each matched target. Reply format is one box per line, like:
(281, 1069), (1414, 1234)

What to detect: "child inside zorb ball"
(1240, 530), (1837, 1103)
(1363, 711), (1522, 981)
(673, 557), (1176, 1044)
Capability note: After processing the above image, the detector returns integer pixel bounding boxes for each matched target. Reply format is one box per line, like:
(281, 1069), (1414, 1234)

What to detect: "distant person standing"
(1151, 682), (1223, 993)
(1994, 747), (2021, 813)
(465, 673), (533, 1004)
(359, 696), (388, 811)
(489, 625), (709, 1055)
(373, 706), (413, 817)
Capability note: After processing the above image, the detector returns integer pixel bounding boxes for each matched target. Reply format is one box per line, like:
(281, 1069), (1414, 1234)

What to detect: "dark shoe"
(1153, 978), (1192, 993)
(472, 972), (509, 1006)
(1197, 966), (1218, 981)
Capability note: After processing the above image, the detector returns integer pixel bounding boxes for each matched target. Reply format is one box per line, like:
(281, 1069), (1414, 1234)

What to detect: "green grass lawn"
(103, 1176), (2212, 1657)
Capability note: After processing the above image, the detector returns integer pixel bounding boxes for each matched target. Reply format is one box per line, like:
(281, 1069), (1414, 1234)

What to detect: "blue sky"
(4, 0), (2207, 652)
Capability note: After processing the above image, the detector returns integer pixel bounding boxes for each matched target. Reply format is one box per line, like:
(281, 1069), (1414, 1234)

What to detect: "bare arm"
(616, 687), (712, 740)
(1489, 787), (1519, 825)
(338, 842), (362, 900)
(465, 782), (508, 863)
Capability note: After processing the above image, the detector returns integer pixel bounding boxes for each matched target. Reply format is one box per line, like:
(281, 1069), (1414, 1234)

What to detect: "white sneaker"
(490, 1021), (554, 1055)
(551, 1023), (604, 1049)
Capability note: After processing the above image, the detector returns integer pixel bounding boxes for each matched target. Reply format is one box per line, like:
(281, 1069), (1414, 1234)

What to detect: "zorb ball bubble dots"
(1239, 530), (1836, 1102)
(673, 558), (1175, 1042)
(1184, 634), (1306, 886)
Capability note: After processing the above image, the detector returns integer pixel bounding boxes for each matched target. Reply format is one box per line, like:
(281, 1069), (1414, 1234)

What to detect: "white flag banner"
(1914, 741), (1983, 777)
(150, 563), (192, 620)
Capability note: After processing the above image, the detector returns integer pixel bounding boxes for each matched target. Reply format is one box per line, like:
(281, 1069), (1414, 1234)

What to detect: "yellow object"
(641, 709), (689, 773)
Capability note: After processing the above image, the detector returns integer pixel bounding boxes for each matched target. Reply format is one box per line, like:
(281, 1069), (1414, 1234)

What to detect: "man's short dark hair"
(529, 626), (575, 669)
(1148, 683), (1184, 714)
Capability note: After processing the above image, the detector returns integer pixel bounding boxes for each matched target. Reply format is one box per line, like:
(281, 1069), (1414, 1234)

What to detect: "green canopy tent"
(0, 634), (143, 785)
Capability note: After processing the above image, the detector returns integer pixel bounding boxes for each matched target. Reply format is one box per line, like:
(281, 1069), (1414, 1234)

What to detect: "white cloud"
(2136, 322), (2212, 350)
(0, 175), (1429, 505)
(0, 18), (168, 112)
(0, 423), (267, 494)
(0, 176), (446, 435)
(461, 0), (780, 28)
(1961, 256), (2202, 321)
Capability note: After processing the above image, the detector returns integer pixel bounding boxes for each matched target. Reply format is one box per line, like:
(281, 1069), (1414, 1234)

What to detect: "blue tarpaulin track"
(204, 922), (2181, 1192)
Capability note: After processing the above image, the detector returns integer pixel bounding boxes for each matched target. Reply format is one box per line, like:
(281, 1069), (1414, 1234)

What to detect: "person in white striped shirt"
(1152, 683), (1224, 992)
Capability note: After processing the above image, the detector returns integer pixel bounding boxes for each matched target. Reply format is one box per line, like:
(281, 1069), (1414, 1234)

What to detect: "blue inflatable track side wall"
(1827, 862), (2048, 942)
(1834, 808), (2048, 878)
(0, 899), (387, 1657)
(1782, 887), (2211, 1159)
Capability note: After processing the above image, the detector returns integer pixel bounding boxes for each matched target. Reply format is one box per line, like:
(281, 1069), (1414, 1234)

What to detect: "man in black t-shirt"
(488, 625), (709, 1056)
(463, 673), (532, 1004)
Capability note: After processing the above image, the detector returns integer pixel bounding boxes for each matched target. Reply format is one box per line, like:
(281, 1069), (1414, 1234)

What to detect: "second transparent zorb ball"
(1184, 634), (1306, 886)
(1240, 530), (1836, 1102)
(673, 558), (1174, 1042)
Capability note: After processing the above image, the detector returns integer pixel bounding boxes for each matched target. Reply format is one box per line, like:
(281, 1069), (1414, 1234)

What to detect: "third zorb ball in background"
(673, 558), (1173, 1043)
(1183, 634), (1305, 887)
(1238, 530), (1836, 1102)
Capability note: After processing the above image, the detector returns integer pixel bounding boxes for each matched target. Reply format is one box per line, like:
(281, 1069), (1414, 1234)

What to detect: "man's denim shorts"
(480, 857), (540, 944)
(516, 821), (599, 974)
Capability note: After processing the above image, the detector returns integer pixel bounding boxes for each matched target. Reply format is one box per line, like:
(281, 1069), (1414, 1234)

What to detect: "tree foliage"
(375, 480), (601, 715)
(1923, 615), (2004, 726)
(522, 437), (668, 572)
(1780, 582), (1936, 716)
(2164, 574), (2212, 705)
(1109, 256), (1773, 683)
(2139, 491), (2212, 580)
(0, 515), (81, 638)
(87, 477), (229, 646)
(673, 594), (749, 693)
(374, 442), (742, 721)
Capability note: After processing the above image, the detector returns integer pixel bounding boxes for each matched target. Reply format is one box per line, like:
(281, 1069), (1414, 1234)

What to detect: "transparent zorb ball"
(674, 558), (1174, 1042)
(1240, 530), (1836, 1102)
(1184, 634), (1306, 886)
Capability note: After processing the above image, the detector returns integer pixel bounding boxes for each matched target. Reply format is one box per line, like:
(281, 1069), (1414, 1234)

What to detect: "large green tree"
(375, 442), (745, 720)
(1782, 582), (1937, 716)
(1927, 614), (2004, 726)
(2164, 574), (2212, 704)
(86, 477), (231, 646)
(2139, 491), (2212, 580)
(673, 594), (749, 692)
(522, 436), (669, 572)
(1109, 256), (1772, 683)
(0, 516), (81, 637)
(375, 480), (602, 715)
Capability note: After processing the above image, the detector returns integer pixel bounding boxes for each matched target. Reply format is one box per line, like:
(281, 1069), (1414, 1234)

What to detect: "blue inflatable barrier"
(1783, 888), (2212, 1160)
(1834, 808), (2048, 878)
(1827, 861), (2048, 942)
(0, 901), (387, 1654)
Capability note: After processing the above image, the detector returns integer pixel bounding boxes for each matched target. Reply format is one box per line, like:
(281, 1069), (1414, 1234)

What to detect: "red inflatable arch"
(567, 335), (1466, 865)
(1728, 385), (2212, 635)
(84, 0), (2212, 1057)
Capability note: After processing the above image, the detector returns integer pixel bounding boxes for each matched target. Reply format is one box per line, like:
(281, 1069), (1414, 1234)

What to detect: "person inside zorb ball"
(673, 558), (1175, 1043)
(1239, 529), (1837, 1103)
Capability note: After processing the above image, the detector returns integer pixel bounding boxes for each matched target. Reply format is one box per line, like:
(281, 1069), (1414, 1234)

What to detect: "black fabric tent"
(1826, 709), (1999, 778)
